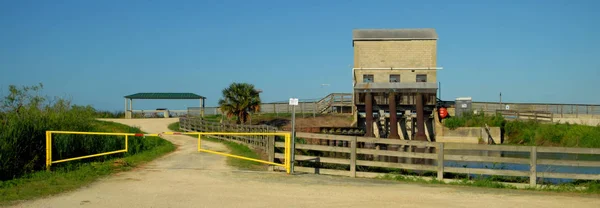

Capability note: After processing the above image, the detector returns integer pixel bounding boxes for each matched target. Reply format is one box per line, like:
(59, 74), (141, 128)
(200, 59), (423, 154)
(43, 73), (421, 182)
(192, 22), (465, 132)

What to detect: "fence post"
(268, 134), (275, 171)
(350, 136), (357, 178)
(530, 146), (537, 187)
(560, 105), (563, 118)
(437, 143), (444, 181)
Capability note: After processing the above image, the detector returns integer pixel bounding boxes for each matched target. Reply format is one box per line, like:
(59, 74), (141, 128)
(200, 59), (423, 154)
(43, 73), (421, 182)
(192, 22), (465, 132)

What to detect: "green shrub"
(0, 83), (164, 180)
(443, 112), (506, 130)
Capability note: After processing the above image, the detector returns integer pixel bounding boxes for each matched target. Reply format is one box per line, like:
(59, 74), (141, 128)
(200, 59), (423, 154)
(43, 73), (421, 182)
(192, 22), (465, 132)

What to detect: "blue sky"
(1, 0), (598, 111)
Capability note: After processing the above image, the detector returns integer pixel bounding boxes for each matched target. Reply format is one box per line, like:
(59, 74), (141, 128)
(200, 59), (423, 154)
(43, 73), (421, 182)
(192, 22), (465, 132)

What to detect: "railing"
(496, 110), (553, 122)
(473, 102), (600, 118)
(189, 93), (353, 116)
(179, 117), (278, 150)
(316, 93), (353, 114)
(45, 131), (156, 170)
(274, 132), (600, 186)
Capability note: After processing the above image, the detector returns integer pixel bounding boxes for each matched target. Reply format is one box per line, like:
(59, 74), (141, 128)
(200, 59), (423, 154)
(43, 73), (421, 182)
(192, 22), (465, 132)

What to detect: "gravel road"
(9, 118), (600, 208)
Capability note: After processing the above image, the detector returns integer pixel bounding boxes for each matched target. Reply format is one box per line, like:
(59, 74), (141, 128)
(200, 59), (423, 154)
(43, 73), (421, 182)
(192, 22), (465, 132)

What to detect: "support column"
(389, 92), (399, 139)
(365, 92), (374, 137)
(127, 98), (133, 119)
(124, 98), (130, 119)
(388, 92), (399, 163)
(415, 93), (427, 164)
(200, 98), (205, 118)
(415, 93), (426, 141)
(365, 92), (375, 150)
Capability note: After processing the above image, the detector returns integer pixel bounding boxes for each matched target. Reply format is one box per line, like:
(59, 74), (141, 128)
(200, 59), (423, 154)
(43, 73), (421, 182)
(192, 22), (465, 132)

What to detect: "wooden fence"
(496, 110), (553, 122)
(179, 117), (278, 150)
(272, 132), (600, 186)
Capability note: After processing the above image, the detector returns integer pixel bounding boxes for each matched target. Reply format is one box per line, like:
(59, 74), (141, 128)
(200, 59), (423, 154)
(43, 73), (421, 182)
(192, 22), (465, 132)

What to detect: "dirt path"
(10, 118), (600, 208)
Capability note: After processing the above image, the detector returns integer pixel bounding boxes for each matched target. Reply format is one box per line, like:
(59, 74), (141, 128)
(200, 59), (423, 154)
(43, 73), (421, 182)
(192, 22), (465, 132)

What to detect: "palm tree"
(218, 82), (261, 124)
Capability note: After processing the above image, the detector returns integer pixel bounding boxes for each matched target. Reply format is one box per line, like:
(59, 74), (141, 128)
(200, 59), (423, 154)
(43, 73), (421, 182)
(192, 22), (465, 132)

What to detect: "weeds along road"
(10, 118), (600, 208)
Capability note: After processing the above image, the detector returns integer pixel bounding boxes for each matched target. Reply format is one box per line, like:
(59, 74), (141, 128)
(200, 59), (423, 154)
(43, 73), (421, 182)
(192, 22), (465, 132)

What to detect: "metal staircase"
(315, 93), (353, 114)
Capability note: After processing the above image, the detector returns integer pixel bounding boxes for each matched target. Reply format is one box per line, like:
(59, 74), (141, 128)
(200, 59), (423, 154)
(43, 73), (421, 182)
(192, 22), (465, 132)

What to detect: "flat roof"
(124, 93), (206, 100)
(352, 28), (438, 41)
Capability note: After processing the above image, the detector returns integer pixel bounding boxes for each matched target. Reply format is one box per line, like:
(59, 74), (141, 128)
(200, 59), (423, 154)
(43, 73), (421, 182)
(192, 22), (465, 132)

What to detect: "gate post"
(530, 146), (537, 187)
(268, 135), (275, 171)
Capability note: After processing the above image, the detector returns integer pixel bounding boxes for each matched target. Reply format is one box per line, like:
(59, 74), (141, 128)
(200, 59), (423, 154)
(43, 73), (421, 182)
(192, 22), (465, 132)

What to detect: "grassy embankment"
(167, 122), (267, 170)
(443, 112), (600, 148)
(0, 84), (175, 205)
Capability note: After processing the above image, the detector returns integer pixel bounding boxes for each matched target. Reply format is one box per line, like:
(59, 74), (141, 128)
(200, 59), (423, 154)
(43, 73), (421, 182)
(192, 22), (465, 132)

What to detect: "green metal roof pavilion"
(125, 92), (206, 99)
(124, 92), (206, 118)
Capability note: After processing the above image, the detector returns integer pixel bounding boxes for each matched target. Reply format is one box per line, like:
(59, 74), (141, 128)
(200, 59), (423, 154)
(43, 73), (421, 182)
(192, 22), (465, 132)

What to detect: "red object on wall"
(439, 107), (448, 119)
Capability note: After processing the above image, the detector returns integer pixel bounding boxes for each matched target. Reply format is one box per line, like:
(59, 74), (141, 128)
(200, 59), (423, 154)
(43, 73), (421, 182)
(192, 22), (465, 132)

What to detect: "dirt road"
(10, 118), (600, 208)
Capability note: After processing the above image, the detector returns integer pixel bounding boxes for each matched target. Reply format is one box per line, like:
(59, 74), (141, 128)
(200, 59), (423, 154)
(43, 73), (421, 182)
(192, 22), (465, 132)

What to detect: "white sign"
(461, 104), (467, 108)
(505, 105), (510, 110)
(289, 98), (299, 106)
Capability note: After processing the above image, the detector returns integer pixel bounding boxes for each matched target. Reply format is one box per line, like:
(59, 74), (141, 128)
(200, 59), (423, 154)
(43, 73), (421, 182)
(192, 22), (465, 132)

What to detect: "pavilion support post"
(201, 98), (205, 118)
(130, 99), (133, 118)
(125, 98), (133, 119)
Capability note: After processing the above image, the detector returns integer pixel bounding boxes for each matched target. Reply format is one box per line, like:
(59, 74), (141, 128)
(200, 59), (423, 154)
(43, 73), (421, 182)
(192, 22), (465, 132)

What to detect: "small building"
(352, 28), (440, 141)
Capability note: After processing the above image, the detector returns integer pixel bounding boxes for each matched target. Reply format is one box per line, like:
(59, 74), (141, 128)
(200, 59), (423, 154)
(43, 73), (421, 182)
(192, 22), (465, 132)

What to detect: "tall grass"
(443, 112), (506, 130)
(504, 120), (600, 147)
(0, 83), (166, 180)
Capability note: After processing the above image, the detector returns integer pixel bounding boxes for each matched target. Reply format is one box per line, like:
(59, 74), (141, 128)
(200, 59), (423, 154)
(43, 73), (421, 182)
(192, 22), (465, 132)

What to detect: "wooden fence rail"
(273, 132), (600, 186)
(179, 117), (278, 150)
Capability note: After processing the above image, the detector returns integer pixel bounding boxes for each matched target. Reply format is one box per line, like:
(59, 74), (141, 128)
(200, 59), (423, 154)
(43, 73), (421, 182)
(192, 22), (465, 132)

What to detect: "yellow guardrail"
(45, 131), (292, 174)
(160, 131), (291, 174)
(45, 131), (158, 170)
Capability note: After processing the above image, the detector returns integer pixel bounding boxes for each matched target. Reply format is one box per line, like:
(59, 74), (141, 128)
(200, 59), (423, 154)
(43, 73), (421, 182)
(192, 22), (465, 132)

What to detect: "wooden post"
(437, 143), (444, 181)
(268, 134), (275, 171)
(350, 136), (357, 178)
(274, 103), (277, 115)
(576, 105), (579, 118)
(560, 105), (563, 118)
(530, 146), (537, 187)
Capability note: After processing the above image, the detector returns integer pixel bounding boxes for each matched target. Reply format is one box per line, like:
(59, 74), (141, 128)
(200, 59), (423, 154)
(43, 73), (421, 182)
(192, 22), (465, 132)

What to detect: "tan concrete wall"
(354, 69), (437, 83)
(354, 40), (437, 68)
(435, 125), (502, 144)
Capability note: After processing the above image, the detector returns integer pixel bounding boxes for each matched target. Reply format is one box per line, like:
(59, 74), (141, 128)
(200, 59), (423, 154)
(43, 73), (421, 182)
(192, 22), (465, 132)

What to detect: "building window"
(416, 74), (427, 82)
(389, 74), (400, 82)
(363, 74), (374, 83)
